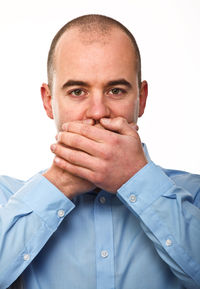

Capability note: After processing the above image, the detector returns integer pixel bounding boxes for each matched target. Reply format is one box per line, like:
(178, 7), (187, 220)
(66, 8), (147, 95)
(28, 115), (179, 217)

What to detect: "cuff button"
(57, 209), (65, 218)
(129, 194), (137, 203)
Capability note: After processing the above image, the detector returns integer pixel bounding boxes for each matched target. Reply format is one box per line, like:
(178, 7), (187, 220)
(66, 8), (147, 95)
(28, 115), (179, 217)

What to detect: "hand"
(52, 117), (148, 193)
(43, 120), (96, 199)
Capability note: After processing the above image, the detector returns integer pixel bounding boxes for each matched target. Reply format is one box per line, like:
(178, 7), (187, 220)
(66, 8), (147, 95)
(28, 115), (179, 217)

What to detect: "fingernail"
(54, 157), (60, 164)
(50, 144), (56, 152)
(101, 118), (110, 124)
(62, 123), (68, 130)
(83, 119), (93, 124)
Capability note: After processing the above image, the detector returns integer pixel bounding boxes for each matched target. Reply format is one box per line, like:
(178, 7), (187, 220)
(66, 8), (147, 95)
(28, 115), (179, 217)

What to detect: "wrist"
(43, 166), (78, 200)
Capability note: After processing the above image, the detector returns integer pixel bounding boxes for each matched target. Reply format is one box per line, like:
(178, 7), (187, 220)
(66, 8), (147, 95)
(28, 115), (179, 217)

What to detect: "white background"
(0, 0), (199, 180)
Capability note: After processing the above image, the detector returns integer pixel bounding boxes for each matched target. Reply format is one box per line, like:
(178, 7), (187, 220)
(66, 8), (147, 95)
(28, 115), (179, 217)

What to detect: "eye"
(109, 88), (125, 95)
(70, 89), (85, 96)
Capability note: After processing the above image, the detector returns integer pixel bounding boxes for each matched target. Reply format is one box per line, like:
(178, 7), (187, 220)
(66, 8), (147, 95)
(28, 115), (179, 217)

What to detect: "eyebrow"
(61, 79), (132, 90)
(107, 79), (132, 89)
(62, 80), (89, 90)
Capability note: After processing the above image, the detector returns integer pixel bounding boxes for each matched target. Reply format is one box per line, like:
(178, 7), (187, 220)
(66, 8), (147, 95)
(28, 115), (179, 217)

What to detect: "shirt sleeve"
(117, 161), (200, 289)
(0, 173), (75, 289)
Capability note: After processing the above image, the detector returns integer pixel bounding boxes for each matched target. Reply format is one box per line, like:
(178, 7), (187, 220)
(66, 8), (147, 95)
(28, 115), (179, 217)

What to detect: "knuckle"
(66, 134), (72, 146)
(101, 161), (108, 173)
(94, 173), (104, 185)
(67, 122), (73, 131)
(110, 134), (119, 145)
(62, 159), (73, 172)
(76, 135), (84, 148)
(89, 171), (96, 183)
(58, 132), (64, 143)
(68, 134), (79, 147)
(101, 147), (112, 160)
(116, 116), (125, 126)
(67, 151), (76, 163)
(62, 161), (68, 170)
(54, 144), (62, 155)
(80, 124), (90, 136)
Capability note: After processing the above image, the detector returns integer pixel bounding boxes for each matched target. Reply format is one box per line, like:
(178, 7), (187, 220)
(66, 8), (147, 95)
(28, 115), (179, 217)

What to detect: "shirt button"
(166, 239), (172, 246)
(129, 194), (137, 203)
(23, 254), (30, 261)
(57, 209), (65, 218)
(101, 250), (109, 258)
(99, 196), (106, 204)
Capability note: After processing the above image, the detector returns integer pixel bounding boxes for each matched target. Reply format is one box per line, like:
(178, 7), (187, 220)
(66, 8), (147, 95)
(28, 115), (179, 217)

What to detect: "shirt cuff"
(117, 161), (174, 216)
(11, 173), (75, 230)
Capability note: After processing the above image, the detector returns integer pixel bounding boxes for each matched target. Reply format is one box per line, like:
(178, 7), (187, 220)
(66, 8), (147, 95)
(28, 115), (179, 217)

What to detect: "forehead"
(53, 27), (137, 82)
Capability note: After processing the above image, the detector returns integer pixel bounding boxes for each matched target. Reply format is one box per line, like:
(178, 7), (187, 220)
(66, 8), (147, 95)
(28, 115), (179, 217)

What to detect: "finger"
(55, 119), (94, 140)
(100, 117), (138, 136)
(62, 122), (112, 142)
(128, 122), (139, 131)
(51, 143), (96, 170)
(54, 156), (95, 182)
(75, 119), (94, 125)
(56, 131), (103, 157)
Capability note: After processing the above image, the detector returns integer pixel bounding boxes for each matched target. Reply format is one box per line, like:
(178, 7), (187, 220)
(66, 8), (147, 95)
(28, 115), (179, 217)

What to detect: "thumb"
(129, 122), (139, 131)
(100, 117), (138, 136)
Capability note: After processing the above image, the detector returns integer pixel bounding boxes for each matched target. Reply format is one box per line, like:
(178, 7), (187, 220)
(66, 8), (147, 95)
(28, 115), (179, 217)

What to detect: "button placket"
(23, 254), (30, 261)
(99, 196), (106, 204)
(101, 250), (109, 258)
(94, 193), (115, 288)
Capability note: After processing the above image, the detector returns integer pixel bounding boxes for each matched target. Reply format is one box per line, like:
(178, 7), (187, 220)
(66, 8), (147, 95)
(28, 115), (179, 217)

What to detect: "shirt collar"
(142, 143), (151, 163)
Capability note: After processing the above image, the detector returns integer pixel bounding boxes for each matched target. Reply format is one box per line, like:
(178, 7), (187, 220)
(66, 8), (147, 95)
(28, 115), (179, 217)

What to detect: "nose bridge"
(86, 91), (110, 120)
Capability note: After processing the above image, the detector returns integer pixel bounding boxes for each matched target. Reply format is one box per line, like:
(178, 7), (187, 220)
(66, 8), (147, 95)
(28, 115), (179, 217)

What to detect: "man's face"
(42, 28), (147, 131)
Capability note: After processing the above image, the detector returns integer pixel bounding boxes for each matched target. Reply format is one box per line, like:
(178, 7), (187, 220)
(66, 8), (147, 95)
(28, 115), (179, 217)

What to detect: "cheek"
(51, 98), (69, 131)
(113, 99), (139, 123)
(52, 98), (86, 130)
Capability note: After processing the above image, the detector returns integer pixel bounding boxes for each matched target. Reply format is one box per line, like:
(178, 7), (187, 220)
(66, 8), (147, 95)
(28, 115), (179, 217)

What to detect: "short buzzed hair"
(47, 14), (142, 90)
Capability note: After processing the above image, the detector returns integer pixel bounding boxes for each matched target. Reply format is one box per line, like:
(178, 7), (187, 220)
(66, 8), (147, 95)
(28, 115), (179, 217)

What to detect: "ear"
(41, 83), (54, 119)
(138, 80), (148, 117)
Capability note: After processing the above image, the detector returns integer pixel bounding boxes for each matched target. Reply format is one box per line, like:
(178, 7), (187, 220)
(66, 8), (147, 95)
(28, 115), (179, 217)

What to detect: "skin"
(41, 27), (148, 198)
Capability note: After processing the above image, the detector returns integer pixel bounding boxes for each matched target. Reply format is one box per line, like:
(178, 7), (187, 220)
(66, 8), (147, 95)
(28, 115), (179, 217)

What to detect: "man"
(0, 14), (200, 289)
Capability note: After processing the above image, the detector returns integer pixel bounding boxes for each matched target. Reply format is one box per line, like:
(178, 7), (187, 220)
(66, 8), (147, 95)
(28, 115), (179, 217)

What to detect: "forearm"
(117, 162), (200, 289)
(0, 173), (74, 288)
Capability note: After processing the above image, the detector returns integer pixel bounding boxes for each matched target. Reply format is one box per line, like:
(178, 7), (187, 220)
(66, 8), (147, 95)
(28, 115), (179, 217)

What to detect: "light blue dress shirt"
(0, 146), (200, 289)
